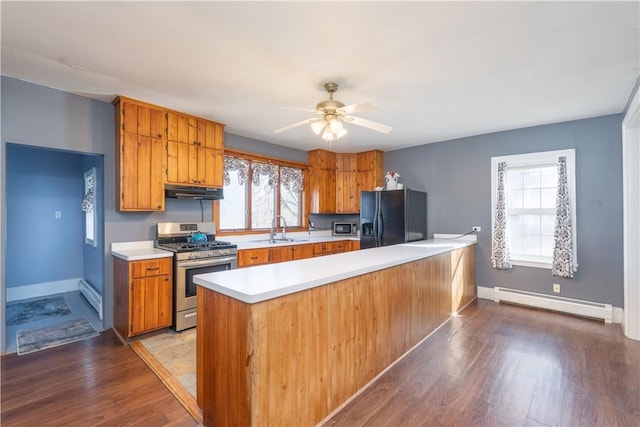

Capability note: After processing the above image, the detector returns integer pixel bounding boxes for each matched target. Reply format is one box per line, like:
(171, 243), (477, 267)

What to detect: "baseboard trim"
(477, 286), (623, 324)
(6, 278), (82, 302)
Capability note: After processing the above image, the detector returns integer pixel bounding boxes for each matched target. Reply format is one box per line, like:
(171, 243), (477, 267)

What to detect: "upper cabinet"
(113, 96), (225, 212)
(357, 150), (384, 192)
(114, 97), (166, 211)
(308, 149), (384, 214)
(309, 149), (337, 214)
(336, 153), (358, 213)
(166, 112), (224, 187)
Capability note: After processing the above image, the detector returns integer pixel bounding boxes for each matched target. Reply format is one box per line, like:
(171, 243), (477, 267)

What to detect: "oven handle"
(177, 256), (238, 269)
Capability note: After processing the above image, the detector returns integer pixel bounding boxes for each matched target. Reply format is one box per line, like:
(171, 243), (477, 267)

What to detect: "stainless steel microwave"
(332, 222), (358, 236)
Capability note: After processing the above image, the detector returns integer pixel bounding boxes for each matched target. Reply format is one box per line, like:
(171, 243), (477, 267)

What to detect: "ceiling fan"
(275, 82), (392, 143)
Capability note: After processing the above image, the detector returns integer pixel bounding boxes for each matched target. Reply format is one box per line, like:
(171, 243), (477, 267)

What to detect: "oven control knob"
(208, 251), (214, 257)
(189, 253), (196, 259)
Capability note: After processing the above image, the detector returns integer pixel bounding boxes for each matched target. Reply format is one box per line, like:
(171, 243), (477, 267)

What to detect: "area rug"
(6, 296), (72, 326)
(16, 317), (99, 355)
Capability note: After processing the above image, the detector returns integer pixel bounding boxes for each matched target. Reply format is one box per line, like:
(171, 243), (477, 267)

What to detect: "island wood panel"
(197, 289), (251, 426)
(197, 246), (476, 427)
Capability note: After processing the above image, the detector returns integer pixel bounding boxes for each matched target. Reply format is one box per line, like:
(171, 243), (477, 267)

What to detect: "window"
(218, 151), (306, 232)
(491, 149), (576, 269)
(82, 167), (97, 247)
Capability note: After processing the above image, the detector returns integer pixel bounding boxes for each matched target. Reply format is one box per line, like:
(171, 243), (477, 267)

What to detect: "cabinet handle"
(146, 267), (160, 271)
(250, 256), (258, 260)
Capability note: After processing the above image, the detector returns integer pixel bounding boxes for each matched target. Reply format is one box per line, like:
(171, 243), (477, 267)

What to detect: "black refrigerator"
(360, 189), (427, 249)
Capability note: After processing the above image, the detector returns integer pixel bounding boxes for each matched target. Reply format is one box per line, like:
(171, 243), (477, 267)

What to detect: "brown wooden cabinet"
(166, 112), (224, 187)
(114, 97), (166, 211)
(357, 150), (384, 192)
(336, 153), (359, 213)
(308, 149), (337, 213)
(270, 243), (314, 263)
(238, 248), (270, 268)
(309, 149), (384, 214)
(113, 256), (173, 341)
(313, 240), (349, 257)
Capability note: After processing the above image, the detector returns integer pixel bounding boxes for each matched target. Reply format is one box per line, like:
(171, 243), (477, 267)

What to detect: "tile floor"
(5, 291), (104, 354)
(138, 328), (197, 398)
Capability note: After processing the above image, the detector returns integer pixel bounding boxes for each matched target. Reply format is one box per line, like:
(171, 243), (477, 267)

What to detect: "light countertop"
(225, 230), (358, 250)
(194, 237), (475, 304)
(111, 241), (173, 261)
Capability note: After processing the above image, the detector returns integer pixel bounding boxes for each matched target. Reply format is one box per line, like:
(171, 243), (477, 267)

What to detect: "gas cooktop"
(157, 240), (235, 253)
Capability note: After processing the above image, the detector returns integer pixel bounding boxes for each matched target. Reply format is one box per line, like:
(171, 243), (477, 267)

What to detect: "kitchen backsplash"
(309, 213), (360, 231)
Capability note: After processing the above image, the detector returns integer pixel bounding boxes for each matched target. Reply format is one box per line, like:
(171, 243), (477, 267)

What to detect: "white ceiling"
(1, 1), (638, 153)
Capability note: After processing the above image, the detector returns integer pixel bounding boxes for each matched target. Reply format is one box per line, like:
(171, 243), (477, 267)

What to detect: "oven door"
(175, 256), (238, 312)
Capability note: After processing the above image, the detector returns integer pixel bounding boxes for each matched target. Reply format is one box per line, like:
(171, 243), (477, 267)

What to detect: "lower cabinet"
(239, 241), (353, 267)
(313, 241), (349, 256)
(238, 248), (270, 268)
(113, 257), (173, 341)
(269, 244), (314, 264)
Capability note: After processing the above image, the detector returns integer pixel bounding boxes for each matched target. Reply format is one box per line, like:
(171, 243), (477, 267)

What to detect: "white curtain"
(552, 156), (576, 278)
(492, 161), (512, 270)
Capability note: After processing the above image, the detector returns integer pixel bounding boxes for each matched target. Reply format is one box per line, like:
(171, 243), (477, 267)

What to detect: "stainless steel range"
(156, 222), (237, 331)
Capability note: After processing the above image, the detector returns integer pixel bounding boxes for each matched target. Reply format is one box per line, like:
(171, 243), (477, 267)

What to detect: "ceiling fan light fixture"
(336, 127), (348, 139)
(329, 117), (342, 133)
(310, 121), (325, 135)
(322, 128), (335, 141)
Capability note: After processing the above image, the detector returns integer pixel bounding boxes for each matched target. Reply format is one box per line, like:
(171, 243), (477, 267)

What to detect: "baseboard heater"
(79, 279), (103, 320)
(493, 286), (612, 323)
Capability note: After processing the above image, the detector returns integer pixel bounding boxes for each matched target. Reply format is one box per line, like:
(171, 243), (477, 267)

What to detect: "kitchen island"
(194, 239), (476, 427)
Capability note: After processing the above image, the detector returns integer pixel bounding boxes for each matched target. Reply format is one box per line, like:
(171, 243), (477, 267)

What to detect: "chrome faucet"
(270, 215), (288, 243)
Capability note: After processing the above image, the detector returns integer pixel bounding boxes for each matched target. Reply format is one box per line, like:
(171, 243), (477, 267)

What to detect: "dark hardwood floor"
(323, 299), (640, 426)
(2, 301), (638, 427)
(1, 329), (198, 426)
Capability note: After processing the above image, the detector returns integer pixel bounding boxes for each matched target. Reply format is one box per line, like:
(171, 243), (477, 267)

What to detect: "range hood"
(165, 184), (224, 200)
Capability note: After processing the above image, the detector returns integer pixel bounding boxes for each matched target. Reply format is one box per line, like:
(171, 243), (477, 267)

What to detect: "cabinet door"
(120, 134), (165, 211)
(336, 171), (358, 213)
(292, 244), (314, 260)
(167, 115), (224, 187)
(122, 102), (164, 138)
(311, 169), (336, 213)
(269, 246), (293, 263)
(167, 112), (190, 143)
(238, 249), (270, 267)
(130, 274), (172, 336)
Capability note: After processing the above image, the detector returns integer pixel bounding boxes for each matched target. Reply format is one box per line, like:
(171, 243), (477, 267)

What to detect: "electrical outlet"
(55, 211), (62, 219)
(553, 283), (561, 293)
(472, 226), (481, 232)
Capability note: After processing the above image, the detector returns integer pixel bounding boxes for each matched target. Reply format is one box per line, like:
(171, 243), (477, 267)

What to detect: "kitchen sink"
(251, 238), (309, 244)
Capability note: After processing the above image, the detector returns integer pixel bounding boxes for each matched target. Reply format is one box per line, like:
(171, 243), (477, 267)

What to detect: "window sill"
(511, 259), (552, 269)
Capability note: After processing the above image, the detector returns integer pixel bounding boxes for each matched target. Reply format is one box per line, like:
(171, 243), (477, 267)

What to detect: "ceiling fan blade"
(342, 115), (392, 134)
(282, 107), (323, 114)
(274, 117), (323, 133)
(336, 102), (376, 115)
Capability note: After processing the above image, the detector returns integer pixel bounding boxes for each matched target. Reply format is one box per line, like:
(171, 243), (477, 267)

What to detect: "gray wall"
(385, 114), (624, 306)
(1, 76), (308, 333)
(225, 133), (309, 163)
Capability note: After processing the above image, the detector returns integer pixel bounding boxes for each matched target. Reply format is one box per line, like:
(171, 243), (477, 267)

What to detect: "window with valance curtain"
(491, 149), (577, 278)
(219, 154), (305, 231)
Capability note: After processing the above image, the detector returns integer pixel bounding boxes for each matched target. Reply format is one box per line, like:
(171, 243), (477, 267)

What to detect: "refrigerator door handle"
(375, 191), (382, 247)
(378, 212), (383, 245)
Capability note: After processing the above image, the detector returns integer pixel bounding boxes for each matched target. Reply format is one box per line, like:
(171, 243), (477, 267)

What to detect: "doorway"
(4, 143), (105, 353)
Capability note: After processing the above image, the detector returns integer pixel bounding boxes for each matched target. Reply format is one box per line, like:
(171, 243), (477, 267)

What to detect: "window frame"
(491, 149), (577, 269)
(214, 149), (309, 235)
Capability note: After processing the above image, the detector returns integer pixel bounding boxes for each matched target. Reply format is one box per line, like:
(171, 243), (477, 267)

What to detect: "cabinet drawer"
(238, 248), (270, 267)
(130, 258), (173, 278)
